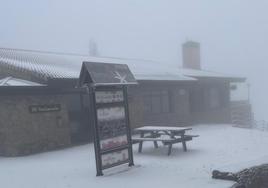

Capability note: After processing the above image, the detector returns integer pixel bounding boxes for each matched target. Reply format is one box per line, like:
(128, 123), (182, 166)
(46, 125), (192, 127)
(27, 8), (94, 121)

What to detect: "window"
(143, 90), (172, 114)
(209, 88), (221, 109)
(190, 89), (205, 113)
(151, 93), (161, 113)
(190, 87), (224, 112)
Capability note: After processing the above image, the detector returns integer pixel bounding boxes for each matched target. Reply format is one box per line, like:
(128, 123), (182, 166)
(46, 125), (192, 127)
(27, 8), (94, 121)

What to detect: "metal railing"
(231, 101), (253, 128)
(252, 120), (268, 131)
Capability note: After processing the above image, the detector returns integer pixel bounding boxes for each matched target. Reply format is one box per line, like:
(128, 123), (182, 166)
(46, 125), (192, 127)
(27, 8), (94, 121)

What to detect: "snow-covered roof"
(0, 48), (196, 82)
(0, 48), (244, 83)
(179, 68), (244, 80)
(0, 77), (43, 86)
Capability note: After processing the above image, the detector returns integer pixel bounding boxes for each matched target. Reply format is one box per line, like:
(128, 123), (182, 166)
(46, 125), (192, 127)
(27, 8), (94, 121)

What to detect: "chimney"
(182, 41), (201, 70)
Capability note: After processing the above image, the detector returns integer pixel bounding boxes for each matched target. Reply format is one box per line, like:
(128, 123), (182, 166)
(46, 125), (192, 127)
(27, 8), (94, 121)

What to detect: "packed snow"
(1, 124), (268, 188)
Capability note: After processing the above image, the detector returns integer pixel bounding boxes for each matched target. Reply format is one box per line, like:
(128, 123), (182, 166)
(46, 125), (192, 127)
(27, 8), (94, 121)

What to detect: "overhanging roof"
(0, 77), (44, 86)
(79, 62), (137, 86)
(0, 48), (245, 83)
(179, 68), (246, 82)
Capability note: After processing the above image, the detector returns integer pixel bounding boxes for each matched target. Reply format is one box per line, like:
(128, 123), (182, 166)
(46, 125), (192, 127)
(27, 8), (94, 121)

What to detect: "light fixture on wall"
(230, 84), (237, 90)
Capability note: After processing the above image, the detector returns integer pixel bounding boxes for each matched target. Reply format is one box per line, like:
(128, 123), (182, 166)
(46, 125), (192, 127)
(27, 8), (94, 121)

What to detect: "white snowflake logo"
(114, 71), (127, 83)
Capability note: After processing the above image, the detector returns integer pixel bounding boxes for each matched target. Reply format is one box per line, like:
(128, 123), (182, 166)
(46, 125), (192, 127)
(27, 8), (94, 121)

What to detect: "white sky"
(0, 0), (268, 120)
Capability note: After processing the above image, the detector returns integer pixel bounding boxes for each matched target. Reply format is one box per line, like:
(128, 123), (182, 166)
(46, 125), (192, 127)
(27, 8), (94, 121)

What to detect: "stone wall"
(0, 95), (71, 156)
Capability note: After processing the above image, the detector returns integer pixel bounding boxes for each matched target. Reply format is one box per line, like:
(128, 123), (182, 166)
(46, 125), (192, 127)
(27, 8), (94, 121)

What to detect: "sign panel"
(98, 119), (127, 140)
(101, 149), (129, 169)
(100, 135), (128, 150)
(97, 106), (128, 152)
(95, 90), (124, 103)
(97, 106), (125, 122)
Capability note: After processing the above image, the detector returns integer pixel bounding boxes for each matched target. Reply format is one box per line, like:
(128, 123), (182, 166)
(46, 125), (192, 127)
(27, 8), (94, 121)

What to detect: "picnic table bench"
(132, 126), (199, 155)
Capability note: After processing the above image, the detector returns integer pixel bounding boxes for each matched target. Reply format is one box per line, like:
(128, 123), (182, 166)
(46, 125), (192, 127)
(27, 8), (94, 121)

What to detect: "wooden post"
(88, 86), (103, 176)
(138, 132), (144, 153)
(151, 132), (159, 148)
(181, 131), (187, 152)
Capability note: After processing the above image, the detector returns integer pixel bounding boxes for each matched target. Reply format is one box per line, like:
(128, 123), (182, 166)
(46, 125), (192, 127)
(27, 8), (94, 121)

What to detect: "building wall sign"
(29, 104), (61, 113)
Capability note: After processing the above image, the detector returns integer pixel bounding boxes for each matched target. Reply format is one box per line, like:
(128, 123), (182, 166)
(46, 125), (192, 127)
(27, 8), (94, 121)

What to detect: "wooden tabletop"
(134, 126), (192, 132)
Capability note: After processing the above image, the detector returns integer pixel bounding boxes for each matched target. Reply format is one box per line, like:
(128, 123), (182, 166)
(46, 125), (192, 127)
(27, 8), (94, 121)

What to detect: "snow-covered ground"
(1, 124), (268, 188)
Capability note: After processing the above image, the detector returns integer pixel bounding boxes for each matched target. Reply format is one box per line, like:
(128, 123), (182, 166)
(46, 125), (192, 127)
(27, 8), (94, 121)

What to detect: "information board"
(92, 87), (134, 175)
(78, 62), (136, 176)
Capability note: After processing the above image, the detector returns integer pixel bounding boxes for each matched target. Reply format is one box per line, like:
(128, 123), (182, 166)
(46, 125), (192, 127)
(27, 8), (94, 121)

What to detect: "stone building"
(0, 44), (249, 156)
(0, 79), (75, 156)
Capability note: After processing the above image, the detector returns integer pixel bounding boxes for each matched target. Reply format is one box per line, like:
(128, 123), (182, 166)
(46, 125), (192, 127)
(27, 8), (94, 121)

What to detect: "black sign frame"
(89, 85), (134, 176)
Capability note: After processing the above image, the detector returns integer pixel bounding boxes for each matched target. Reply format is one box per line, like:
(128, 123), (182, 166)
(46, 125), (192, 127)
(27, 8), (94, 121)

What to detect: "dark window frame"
(143, 90), (173, 114)
(208, 87), (221, 109)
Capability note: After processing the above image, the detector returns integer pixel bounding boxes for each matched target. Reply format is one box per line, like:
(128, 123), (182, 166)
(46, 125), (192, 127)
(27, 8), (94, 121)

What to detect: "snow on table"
(134, 126), (192, 132)
(1, 124), (268, 188)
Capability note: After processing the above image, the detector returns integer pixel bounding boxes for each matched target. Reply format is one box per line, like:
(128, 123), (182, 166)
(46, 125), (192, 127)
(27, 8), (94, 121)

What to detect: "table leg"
(168, 144), (172, 156)
(151, 132), (159, 148)
(181, 134), (187, 152)
(167, 132), (175, 155)
(138, 132), (144, 153)
(154, 141), (158, 148)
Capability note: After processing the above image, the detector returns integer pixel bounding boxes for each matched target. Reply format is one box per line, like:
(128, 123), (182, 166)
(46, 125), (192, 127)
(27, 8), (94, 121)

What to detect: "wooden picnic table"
(132, 126), (198, 155)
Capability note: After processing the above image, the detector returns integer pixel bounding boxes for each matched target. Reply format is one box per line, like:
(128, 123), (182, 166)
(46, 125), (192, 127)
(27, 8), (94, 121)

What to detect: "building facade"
(0, 86), (77, 156)
(0, 47), (247, 156)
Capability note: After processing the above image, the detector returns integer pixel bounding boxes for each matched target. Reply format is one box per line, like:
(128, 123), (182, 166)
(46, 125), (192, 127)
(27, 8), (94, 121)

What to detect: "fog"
(1, 0), (268, 120)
